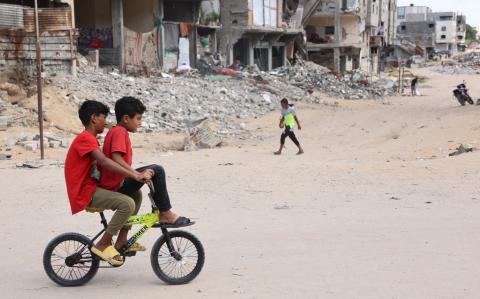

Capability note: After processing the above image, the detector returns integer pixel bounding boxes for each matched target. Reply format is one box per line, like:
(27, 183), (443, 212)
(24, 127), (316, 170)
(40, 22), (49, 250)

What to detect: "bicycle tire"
(43, 232), (99, 286)
(150, 230), (205, 285)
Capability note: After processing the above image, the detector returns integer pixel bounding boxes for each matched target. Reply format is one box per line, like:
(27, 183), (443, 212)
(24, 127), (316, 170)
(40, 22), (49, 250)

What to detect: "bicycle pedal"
(124, 251), (137, 257)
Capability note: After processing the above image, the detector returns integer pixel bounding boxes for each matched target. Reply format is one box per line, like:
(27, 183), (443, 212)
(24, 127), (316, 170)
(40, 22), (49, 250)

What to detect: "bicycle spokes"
(157, 237), (199, 279)
(50, 240), (94, 281)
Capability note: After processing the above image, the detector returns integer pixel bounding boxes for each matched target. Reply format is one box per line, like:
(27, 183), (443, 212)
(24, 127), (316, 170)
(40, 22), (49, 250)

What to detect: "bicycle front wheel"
(43, 232), (99, 286)
(150, 230), (205, 284)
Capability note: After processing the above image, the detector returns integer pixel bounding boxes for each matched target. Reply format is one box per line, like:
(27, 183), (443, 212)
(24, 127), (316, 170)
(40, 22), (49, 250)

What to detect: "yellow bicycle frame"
(119, 210), (160, 253)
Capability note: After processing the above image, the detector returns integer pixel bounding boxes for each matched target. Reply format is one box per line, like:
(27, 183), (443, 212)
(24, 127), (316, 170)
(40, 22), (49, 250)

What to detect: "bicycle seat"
(85, 207), (106, 213)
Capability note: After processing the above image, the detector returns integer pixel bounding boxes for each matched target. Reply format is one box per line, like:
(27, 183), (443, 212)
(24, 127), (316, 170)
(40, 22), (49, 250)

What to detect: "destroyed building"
(396, 4), (466, 58)
(217, 0), (304, 71)
(0, 0), (77, 80)
(432, 12), (466, 54)
(74, 0), (220, 72)
(305, 0), (397, 74)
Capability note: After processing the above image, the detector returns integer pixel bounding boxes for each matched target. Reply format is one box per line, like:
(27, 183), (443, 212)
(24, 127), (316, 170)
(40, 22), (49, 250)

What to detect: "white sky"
(397, 0), (480, 27)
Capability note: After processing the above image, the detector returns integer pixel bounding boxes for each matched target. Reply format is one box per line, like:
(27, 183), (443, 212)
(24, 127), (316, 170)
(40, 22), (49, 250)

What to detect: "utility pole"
(34, 0), (44, 160)
(334, 0), (341, 74)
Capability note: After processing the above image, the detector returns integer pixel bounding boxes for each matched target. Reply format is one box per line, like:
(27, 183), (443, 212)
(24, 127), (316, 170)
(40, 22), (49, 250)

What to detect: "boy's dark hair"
(281, 98), (289, 105)
(78, 100), (110, 126)
(115, 96), (146, 123)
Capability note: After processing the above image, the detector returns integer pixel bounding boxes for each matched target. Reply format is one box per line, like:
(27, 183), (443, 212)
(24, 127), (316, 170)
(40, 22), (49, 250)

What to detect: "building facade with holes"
(396, 5), (466, 58)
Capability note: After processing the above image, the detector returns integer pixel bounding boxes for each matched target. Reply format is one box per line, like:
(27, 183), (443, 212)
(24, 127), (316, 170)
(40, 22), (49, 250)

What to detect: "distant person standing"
(274, 98), (304, 155)
(411, 76), (418, 96)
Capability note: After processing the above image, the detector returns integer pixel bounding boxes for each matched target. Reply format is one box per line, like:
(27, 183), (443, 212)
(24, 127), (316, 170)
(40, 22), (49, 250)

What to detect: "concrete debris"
(271, 61), (395, 99)
(449, 143), (475, 156)
(52, 62), (324, 136)
(0, 82), (22, 96)
(0, 153), (12, 160)
(49, 141), (61, 148)
(430, 52), (480, 75)
(16, 160), (63, 169)
(274, 202), (291, 210)
(4, 138), (17, 147)
(23, 141), (39, 151)
(0, 97), (5, 112)
(50, 53), (398, 135)
(0, 116), (8, 131)
(186, 119), (223, 150)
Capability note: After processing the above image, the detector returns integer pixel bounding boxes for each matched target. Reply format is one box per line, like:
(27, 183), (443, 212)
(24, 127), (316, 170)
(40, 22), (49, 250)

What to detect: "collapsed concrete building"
(0, 0), (400, 78)
(74, 0), (220, 72)
(217, 0), (306, 71)
(304, 0), (397, 74)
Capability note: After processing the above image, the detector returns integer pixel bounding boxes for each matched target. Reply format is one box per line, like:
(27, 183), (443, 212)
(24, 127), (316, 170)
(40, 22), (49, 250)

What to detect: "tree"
(466, 24), (478, 43)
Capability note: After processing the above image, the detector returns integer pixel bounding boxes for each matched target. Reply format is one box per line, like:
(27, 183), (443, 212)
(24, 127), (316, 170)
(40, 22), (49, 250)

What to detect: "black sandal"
(157, 216), (193, 228)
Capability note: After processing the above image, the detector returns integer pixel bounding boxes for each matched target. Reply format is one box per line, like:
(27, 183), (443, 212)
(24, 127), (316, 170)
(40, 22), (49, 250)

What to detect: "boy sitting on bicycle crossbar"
(64, 100), (189, 266)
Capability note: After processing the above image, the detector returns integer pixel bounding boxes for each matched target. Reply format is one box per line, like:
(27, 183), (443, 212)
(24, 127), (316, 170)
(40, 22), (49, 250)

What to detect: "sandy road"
(2, 68), (480, 298)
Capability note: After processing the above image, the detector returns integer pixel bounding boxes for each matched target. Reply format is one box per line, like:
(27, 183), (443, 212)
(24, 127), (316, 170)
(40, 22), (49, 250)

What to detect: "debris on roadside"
(449, 143), (475, 156)
(184, 119), (223, 151)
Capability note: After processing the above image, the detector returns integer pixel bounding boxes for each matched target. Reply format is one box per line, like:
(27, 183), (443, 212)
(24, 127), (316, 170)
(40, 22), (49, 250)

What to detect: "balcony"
(313, 0), (362, 17)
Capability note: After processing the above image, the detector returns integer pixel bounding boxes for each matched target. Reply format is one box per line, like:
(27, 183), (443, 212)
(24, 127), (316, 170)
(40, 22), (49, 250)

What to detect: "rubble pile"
(430, 52), (480, 75)
(53, 59), (322, 135)
(455, 52), (480, 68)
(271, 61), (395, 99)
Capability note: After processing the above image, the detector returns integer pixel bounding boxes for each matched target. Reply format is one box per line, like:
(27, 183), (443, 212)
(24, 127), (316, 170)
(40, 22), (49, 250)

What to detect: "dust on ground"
(1, 67), (480, 298)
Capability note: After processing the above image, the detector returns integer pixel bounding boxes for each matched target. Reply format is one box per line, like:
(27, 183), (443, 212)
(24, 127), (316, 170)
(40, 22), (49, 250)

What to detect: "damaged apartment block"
(305, 0), (397, 74)
(0, 0), (77, 80)
(218, 0), (304, 71)
(74, 0), (220, 73)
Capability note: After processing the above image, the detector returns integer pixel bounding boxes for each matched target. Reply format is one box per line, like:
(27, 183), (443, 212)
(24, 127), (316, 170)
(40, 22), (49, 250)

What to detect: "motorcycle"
(453, 81), (475, 106)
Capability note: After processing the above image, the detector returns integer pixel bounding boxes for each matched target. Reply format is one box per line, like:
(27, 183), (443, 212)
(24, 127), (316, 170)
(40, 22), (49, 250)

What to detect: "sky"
(397, 0), (480, 27)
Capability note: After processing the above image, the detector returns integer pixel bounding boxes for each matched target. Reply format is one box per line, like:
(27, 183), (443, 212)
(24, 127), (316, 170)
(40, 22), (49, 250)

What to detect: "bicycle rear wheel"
(43, 233), (99, 286)
(150, 230), (205, 284)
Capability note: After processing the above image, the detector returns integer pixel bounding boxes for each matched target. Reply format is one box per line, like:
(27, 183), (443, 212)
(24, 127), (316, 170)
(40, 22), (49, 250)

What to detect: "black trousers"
(117, 164), (172, 212)
(281, 126), (300, 146)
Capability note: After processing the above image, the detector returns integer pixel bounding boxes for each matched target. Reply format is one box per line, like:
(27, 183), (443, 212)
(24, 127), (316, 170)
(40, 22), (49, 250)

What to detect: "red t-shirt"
(99, 126), (132, 191)
(64, 131), (100, 214)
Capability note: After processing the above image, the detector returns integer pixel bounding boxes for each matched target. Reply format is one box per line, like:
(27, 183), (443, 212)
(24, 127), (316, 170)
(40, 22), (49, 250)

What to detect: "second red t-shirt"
(99, 126), (132, 191)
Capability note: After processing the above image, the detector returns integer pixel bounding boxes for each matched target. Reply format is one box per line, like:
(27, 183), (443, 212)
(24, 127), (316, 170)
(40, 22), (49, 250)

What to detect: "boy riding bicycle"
(98, 96), (190, 253)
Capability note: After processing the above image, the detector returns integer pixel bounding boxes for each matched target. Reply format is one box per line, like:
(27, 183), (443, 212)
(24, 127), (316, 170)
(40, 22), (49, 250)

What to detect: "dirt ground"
(2, 68), (480, 298)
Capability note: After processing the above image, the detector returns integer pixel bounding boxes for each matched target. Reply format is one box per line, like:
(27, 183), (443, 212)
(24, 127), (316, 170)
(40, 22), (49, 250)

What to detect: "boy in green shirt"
(274, 98), (304, 155)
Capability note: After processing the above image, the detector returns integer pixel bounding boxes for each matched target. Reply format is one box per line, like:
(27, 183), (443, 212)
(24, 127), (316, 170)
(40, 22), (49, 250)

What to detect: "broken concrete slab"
(23, 142), (39, 151)
(185, 119), (223, 150)
(0, 116), (8, 131)
(4, 138), (17, 147)
(0, 153), (12, 160)
(49, 141), (61, 148)
(449, 143), (475, 156)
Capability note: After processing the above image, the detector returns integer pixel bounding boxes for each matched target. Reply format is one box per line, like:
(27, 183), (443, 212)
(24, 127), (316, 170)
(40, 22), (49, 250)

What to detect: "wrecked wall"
(0, 5), (77, 78)
(307, 15), (362, 45)
(0, 29), (77, 79)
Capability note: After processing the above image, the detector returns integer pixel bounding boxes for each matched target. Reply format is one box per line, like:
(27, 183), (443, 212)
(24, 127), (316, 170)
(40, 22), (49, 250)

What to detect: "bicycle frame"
(88, 210), (162, 255)
(78, 184), (179, 260)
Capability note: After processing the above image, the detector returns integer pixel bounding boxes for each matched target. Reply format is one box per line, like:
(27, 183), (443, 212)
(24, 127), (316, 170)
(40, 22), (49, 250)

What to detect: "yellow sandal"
(91, 245), (124, 266)
(126, 242), (146, 253)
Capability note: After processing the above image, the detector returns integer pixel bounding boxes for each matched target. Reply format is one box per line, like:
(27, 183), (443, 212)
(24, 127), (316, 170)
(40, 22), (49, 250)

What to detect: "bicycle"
(43, 184), (205, 286)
